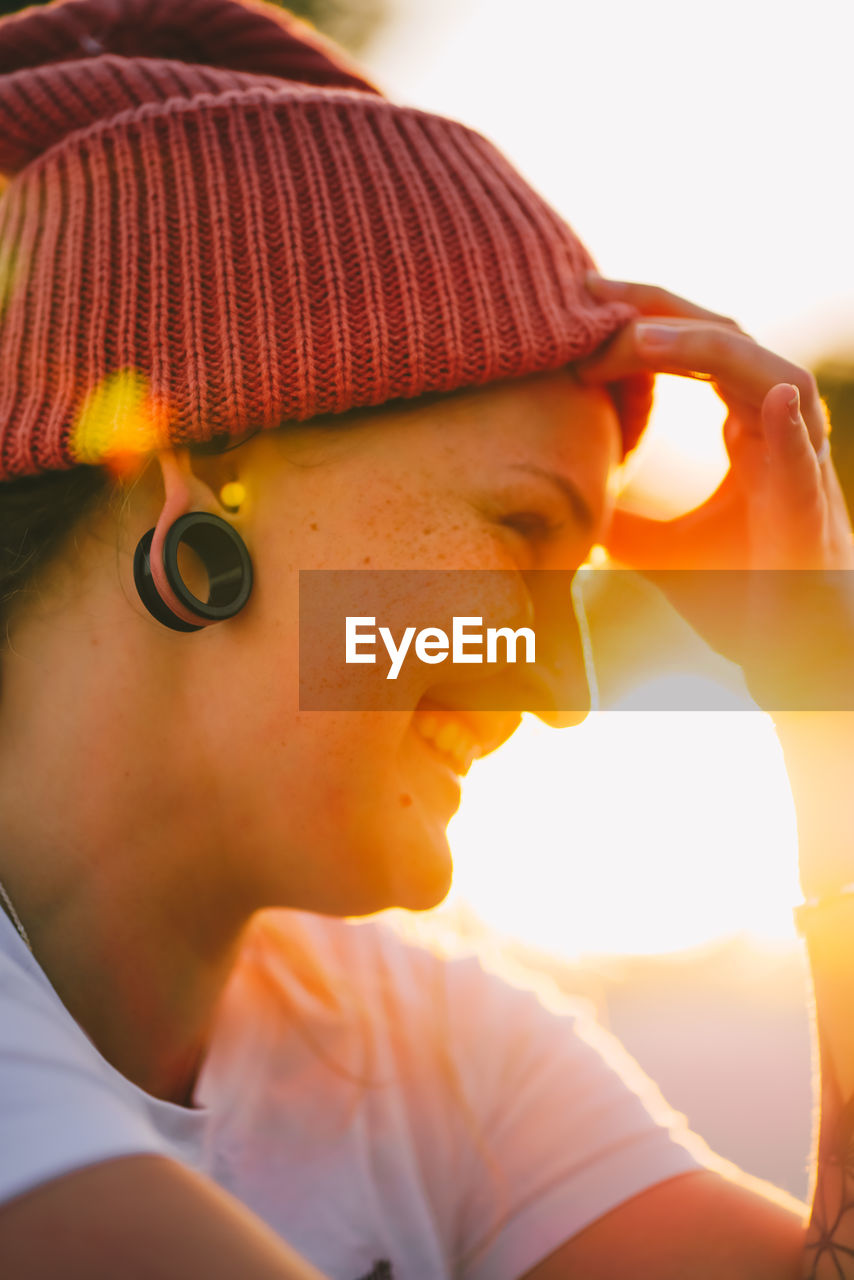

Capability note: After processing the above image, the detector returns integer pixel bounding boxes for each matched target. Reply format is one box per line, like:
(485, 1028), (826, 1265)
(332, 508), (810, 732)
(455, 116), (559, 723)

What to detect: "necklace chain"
(0, 877), (33, 952)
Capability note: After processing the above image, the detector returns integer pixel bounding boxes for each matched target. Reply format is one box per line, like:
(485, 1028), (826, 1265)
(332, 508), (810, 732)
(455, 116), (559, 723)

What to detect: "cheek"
(215, 706), (401, 852)
(259, 712), (446, 896)
(298, 489), (497, 572)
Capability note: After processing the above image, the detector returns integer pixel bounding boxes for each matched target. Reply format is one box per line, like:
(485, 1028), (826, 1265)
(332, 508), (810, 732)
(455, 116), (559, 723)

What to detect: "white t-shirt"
(0, 906), (714, 1280)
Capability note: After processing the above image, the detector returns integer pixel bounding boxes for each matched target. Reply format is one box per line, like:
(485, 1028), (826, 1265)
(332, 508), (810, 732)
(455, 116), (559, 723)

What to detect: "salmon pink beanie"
(0, 0), (651, 480)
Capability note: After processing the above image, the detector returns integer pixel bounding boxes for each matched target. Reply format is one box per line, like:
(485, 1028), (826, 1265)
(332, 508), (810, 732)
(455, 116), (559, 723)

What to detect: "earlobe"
(133, 449), (254, 633)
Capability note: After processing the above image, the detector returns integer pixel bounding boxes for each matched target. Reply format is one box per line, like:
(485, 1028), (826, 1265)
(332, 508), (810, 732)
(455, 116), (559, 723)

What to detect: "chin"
(308, 867), (452, 919)
(379, 783), (458, 911)
(389, 855), (454, 913)
(343, 806), (456, 917)
(285, 821), (453, 919)
(362, 842), (455, 917)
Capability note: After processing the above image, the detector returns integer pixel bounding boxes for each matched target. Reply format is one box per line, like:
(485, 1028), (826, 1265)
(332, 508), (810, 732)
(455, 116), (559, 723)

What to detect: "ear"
(154, 448), (230, 521)
(140, 448), (253, 631)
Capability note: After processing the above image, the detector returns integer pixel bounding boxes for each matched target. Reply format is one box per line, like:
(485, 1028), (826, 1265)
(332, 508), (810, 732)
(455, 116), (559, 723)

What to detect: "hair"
(0, 466), (111, 647)
(0, 420), (296, 645)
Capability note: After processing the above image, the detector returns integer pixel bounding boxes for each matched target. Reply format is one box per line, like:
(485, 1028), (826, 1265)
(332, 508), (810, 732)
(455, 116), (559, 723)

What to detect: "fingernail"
(635, 322), (676, 350)
(787, 385), (800, 424)
(585, 271), (627, 294)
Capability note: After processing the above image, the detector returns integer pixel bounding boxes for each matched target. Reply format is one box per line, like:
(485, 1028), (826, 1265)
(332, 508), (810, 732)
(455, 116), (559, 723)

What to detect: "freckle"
(399, 793), (413, 808)
(309, 522), (318, 531)
(363, 556), (371, 565)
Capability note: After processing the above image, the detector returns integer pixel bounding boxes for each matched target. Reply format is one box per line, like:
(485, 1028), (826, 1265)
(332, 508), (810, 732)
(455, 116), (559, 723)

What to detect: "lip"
(410, 722), (464, 810)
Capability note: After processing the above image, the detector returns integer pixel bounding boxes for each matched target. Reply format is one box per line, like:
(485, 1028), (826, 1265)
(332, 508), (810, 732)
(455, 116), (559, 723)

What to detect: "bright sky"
(362, 1), (849, 956)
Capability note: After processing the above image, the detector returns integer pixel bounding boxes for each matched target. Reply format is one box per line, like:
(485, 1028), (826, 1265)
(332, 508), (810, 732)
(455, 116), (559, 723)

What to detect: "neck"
(0, 830), (251, 1105)
(41, 894), (248, 1106)
(0, 630), (258, 1108)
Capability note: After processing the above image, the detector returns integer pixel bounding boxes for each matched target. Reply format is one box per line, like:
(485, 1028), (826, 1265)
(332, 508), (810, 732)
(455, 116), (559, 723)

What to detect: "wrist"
(794, 883), (854, 935)
(772, 712), (854, 900)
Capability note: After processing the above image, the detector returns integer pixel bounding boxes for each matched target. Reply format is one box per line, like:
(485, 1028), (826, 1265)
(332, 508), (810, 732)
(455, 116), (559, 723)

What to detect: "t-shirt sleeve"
(0, 938), (180, 1208)
(417, 941), (719, 1280)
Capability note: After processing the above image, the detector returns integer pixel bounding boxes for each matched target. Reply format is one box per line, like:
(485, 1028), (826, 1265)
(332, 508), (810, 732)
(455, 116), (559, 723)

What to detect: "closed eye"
(499, 511), (563, 540)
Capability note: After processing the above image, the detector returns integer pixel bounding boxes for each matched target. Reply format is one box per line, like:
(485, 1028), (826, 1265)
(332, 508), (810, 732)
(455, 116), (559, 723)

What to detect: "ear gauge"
(133, 452), (253, 633)
(133, 513), (253, 632)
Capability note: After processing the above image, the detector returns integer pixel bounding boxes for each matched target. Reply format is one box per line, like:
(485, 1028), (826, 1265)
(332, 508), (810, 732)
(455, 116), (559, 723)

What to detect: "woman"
(0, 0), (851, 1277)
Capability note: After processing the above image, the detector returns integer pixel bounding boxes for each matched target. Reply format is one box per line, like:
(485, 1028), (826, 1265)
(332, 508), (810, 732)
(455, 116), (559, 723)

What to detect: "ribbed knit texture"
(0, 0), (650, 480)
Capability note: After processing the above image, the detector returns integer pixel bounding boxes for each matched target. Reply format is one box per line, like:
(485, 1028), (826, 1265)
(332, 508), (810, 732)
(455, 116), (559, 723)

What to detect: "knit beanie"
(0, 0), (652, 481)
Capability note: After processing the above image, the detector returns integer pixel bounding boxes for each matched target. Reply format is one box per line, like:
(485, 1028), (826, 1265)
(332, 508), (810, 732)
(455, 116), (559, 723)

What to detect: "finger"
(580, 317), (828, 452)
(762, 383), (827, 549)
(723, 410), (769, 495)
(585, 273), (747, 332)
(765, 383), (822, 481)
(576, 317), (735, 388)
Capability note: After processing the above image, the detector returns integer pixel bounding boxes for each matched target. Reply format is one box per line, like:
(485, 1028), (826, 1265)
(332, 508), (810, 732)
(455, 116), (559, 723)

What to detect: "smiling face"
(182, 369), (619, 917)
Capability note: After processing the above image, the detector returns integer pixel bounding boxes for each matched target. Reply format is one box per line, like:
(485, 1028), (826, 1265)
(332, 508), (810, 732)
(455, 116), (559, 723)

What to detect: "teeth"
(414, 712), (481, 775)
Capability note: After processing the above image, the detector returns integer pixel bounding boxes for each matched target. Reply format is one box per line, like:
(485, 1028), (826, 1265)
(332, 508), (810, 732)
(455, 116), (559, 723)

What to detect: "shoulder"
(233, 907), (717, 1147)
(239, 907), (663, 1107)
(239, 905), (550, 1033)
(0, 915), (102, 1083)
(0, 917), (188, 1210)
(226, 913), (719, 1280)
(248, 913), (718, 1279)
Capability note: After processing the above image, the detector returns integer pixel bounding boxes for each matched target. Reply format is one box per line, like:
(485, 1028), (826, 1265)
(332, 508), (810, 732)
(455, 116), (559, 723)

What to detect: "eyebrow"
(508, 463), (596, 533)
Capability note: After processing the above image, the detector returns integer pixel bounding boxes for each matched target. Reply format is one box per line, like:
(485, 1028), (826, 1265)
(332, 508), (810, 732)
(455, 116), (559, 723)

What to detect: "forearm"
(798, 907), (854, 1279)
(773, 713), (854, 1280)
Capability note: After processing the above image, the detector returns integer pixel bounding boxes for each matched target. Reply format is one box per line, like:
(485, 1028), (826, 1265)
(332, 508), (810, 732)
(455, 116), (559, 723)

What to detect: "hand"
(577, 276), (854, 710)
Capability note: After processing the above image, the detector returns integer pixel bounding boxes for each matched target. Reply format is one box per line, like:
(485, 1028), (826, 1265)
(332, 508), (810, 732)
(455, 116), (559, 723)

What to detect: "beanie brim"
(0, 40), (650, 477)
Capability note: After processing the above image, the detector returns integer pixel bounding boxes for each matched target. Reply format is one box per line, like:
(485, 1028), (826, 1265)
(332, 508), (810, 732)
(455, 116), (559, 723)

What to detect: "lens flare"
(70, 369), (168, 470)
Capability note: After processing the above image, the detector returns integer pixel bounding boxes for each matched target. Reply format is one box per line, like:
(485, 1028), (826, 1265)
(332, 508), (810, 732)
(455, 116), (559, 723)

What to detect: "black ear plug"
(134, 512), (253, 633)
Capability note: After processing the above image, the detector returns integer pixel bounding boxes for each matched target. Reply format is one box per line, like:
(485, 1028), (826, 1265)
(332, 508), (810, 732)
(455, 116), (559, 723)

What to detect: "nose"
(521, 570), (593, 728)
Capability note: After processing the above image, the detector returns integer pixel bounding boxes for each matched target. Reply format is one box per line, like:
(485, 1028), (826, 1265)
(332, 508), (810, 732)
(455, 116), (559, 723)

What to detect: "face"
(164, 370), (621, 917)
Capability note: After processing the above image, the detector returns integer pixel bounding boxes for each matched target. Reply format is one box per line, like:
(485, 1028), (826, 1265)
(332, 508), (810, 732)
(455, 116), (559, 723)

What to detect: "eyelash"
(498, 511), (562, 541)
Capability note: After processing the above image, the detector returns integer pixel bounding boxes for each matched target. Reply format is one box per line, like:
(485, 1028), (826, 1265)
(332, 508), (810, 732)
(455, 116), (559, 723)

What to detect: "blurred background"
(7, 0), (852, 1204)
(359, 0), (851, 1202)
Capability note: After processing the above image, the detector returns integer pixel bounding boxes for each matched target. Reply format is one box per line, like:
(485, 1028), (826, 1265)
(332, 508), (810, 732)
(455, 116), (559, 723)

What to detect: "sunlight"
(365, 0), (848, 960)
(619, 377), (731, 517)
(446, 697), (800, 957)
(374, 0), (854, 360)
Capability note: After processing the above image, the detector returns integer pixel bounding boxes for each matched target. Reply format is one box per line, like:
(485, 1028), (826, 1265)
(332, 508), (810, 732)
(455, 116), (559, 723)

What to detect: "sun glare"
(366, 0), (847, 959)
(619, 378), (731, 517)
(71, 369), (167, 471)
(438, 380), (803, 960)
(446, 699), (800, 958)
